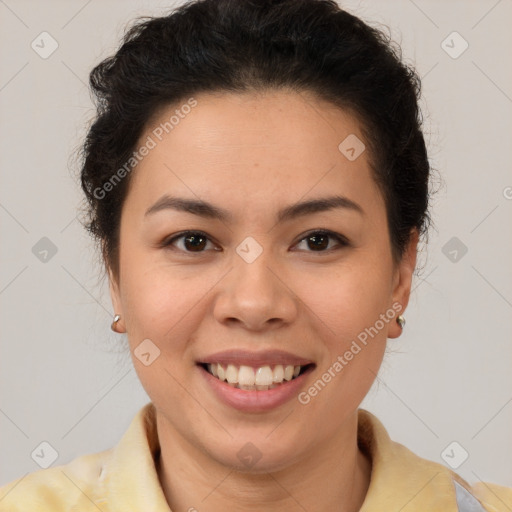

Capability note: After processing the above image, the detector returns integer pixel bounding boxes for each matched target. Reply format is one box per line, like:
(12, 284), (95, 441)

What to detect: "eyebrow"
(144, 194), (364, 223)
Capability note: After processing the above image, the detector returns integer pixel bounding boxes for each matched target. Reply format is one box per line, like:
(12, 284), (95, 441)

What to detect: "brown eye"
(295, 230), (349, 253)
(183, 233), (208, 251)
(306, 233), (329, 251)
(162, 229), (348, 255)
(163, 231), (215, 253)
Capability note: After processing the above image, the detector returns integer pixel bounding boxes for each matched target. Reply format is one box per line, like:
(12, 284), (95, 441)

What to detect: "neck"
(155, 411), (372, 512)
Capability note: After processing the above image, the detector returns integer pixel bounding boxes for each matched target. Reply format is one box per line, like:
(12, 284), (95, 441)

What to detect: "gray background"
(1, 0), (511, 491)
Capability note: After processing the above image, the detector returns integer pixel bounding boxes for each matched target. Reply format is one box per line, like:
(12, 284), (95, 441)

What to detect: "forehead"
(125, 90), (380, 217)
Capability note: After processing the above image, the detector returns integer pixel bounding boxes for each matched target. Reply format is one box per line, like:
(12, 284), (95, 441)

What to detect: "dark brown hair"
(80, 0), (431, 279)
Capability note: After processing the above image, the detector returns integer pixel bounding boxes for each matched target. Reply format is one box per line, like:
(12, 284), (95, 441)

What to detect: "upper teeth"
(207, 363), (302, 389)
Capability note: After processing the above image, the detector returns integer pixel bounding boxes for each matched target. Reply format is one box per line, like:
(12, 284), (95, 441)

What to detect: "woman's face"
(109, 90), (416, 471)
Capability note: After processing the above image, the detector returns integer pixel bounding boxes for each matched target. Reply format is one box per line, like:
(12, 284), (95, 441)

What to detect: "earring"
(396, 315), (406, 329)
(111, 314), (121, 332)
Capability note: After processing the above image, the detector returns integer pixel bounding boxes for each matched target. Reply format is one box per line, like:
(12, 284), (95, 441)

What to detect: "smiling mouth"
(199, 363), (314, 391)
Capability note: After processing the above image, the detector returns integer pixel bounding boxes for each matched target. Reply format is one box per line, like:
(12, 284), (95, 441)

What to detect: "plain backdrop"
(1, 0), (511, 490)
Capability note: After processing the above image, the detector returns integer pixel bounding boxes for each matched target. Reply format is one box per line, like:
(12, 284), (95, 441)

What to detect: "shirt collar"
(100, 402), (471, 511)
(357, 408), (465, 511)
(104, 402), (170, 510)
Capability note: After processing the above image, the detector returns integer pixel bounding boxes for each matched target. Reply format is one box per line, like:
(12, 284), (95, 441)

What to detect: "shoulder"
(0, 402), (158, 511)
(357, 409), (512, 511)
(467, 480), (512, 512)
(0, 448), (112, 512)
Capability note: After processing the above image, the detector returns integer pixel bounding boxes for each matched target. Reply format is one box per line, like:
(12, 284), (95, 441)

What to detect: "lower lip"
(198, 365), (313, 413)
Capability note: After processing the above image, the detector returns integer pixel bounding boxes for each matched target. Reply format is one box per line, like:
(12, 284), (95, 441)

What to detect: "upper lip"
(198, 349), (314, 368)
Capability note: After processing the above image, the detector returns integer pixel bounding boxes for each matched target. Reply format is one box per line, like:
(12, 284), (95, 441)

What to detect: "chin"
(204, 434), (307, 475)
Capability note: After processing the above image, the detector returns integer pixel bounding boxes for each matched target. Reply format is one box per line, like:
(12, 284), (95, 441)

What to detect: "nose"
(212, 240), (298, 331)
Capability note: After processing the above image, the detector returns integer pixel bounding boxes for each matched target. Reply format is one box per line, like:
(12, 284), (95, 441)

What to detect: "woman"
(0, 0), (510, 510)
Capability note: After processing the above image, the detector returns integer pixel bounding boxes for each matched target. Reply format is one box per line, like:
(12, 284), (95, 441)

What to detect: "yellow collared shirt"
(1, 402), (510, 511)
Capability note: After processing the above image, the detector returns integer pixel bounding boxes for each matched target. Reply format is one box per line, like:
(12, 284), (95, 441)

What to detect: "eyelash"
(161, 229), (349, 255)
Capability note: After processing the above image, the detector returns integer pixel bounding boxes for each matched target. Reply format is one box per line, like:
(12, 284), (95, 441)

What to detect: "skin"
(108, 89), (418, 512)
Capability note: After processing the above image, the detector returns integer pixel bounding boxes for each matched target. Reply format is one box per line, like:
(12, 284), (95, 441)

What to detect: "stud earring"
(396, 315), (406, 329)
(111, 314), (122, 332)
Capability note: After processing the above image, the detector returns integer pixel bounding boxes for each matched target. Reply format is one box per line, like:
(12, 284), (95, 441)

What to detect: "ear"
(388, 229), (419, 339)
(108, 267), (126, 333)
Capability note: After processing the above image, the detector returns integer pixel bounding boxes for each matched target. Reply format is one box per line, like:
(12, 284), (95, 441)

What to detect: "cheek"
(119, 262), (205, 401)
(293, 256), (393, 343)
(294, 262), (391, 421)
(119, 252), (215, 355)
